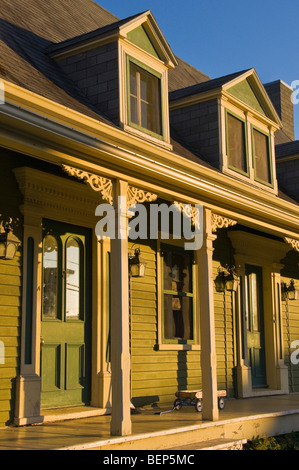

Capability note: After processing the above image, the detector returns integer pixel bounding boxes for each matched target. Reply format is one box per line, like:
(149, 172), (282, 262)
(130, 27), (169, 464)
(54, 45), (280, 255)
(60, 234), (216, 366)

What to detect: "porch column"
(110, 179), (132, 436)
(264, 264), (288, 392)
(197, 208), (219, 421)
(14, 215), (43, 426)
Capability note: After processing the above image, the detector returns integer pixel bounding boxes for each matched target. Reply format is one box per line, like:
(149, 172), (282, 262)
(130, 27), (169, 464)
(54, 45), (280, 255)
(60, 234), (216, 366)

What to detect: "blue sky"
(96, 0), (299, 140)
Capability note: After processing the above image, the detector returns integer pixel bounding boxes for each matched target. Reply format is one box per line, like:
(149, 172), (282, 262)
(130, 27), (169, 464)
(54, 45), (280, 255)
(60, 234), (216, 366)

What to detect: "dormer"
(47, 11), (177, 148)
(169, 69), (282, 194)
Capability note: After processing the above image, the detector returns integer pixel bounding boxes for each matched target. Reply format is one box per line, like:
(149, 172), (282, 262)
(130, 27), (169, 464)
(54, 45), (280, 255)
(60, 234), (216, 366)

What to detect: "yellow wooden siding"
(130, 238), (235, 408)
(213, 262), (235, 397)
(0, 252), (21, 427)
(130, 242), (201, 407)
(281, 276), (299, 392)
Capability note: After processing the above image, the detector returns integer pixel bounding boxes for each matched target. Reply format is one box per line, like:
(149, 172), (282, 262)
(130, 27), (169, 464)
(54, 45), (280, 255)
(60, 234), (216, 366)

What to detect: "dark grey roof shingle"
(169, 69), (250, 100)
(46, 12), (148, 56)
(276, 140), (299, 158)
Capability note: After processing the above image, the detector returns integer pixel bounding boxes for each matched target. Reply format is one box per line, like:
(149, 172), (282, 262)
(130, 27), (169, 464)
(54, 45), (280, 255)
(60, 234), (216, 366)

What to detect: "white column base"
(14, 375), (43, 426)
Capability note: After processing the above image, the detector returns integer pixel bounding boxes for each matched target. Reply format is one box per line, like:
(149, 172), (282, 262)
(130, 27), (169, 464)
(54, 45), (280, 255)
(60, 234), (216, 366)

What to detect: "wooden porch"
(1, 394), (299, 450)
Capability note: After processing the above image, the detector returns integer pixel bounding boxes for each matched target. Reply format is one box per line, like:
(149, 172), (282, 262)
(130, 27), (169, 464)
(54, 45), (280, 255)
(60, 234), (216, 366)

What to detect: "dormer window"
(49, 11), (176, 149)
(128, 59), (162, 137)
(169, 68), (281, 194)
(222, 72), (280, 191)
(224, 106), (274, 188)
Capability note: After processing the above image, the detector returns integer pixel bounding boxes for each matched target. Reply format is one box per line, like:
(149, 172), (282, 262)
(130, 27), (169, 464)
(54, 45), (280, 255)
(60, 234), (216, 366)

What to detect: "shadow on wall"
(131, 395), (160, 409)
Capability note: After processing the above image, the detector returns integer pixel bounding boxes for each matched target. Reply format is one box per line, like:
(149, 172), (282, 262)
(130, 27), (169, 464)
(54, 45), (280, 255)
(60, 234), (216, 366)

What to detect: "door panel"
(41, 220), (91, 409)
(41, 344), (61, 392)
(246, 265), (267, 388)
(66, 343), (85, 390)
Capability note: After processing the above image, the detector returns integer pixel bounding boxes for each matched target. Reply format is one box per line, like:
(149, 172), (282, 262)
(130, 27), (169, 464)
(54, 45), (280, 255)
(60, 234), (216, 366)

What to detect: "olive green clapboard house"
(0, 0), (299, 436)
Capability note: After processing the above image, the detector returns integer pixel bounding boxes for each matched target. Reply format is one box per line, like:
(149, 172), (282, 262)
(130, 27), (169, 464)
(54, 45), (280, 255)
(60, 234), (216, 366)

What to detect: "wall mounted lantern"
(215, 265), (238, 293)
(281, 280), (298, 301)
(0, 218), (21, 260)
(129, 248), (147, 278)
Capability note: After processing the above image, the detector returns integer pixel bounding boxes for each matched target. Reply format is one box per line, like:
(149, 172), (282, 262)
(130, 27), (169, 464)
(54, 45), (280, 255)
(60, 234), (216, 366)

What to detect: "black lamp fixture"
(0, 218), (21, 260)
(281, 280), (298, 301)
(129, 248), (147, 278)
(215, 265), (238, 293)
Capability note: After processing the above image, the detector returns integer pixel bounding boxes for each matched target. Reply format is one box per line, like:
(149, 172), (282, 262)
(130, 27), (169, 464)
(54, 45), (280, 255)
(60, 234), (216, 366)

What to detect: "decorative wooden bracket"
(173, 202), (201, 229)
(63, 165), (113, 204)
(211, 213), (237, 233)
(62, 165), (157, 209)
(127, 185), (158, 209)
(284, 237), (299, 252)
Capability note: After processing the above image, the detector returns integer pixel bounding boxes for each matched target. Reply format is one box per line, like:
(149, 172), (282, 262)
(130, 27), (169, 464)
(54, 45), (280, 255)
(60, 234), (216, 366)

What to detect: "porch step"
(169, 438), (247, 451)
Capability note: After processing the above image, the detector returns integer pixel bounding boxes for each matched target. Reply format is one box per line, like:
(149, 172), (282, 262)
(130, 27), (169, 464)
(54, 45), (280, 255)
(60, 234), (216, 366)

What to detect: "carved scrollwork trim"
(127, 186), (158, 209)
(63, 165), (113, 205)
(173, 202), (200, 229)
(285, 237), (299, 252)
(211, 213), (237, 233)
(62, 165), (158, 209)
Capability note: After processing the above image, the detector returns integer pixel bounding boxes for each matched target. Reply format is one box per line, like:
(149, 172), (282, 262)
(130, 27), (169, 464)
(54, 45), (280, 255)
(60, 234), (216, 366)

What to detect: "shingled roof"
(0, 0), (122, 123)
(0, 0), (217, 168)
(169, 69), (250, 101)
(276, 140), (299, 158)
(0, 0), (296, 182)
(45, 12), (147, 56)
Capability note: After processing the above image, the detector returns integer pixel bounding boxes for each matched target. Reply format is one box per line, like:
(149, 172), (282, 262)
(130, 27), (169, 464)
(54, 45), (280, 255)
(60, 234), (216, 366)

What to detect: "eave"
(0, 79), (298, 240)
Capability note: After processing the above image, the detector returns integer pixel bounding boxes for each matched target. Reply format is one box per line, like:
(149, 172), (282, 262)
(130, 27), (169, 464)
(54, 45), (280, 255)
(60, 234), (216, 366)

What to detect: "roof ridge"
(45, 10), (151, 54)
(169, 68), (252, 100)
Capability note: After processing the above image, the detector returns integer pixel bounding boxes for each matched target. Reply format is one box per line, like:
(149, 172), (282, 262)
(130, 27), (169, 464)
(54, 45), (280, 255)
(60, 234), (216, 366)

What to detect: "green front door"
(40, 220), (91, 409)
(245, 265), (267, 388)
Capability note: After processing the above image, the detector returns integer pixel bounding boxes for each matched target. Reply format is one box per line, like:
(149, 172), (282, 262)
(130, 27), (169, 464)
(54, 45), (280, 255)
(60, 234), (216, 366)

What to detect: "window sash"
(128, 60), (162, 137)
(252, 128), (272, 185)
(226, 111), (248, 175)
(161, 245), (195, 343)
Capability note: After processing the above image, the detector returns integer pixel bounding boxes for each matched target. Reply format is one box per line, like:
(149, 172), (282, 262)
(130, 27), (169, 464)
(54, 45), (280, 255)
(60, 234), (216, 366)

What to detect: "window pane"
(130, 66), (137, 97)
(163, 249), (192, 293)
(130, 96), (138, 125)
(164, 295), (193, 340)
(250, 273), (259, 331)
(66, 238), (81, 320)
(253, 129), (271, 183)
(42, 235), (58, 319)
(227, 113), (247, 173)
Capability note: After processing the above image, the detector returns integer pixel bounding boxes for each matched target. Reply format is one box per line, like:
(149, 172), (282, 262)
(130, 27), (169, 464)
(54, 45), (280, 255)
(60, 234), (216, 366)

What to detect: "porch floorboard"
(1, 394), (299, 450)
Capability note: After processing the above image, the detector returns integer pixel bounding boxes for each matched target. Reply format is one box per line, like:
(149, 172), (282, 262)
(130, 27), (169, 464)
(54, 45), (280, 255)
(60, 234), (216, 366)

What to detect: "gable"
(227, 79), (266, 116)
(126, 25), (160, 59)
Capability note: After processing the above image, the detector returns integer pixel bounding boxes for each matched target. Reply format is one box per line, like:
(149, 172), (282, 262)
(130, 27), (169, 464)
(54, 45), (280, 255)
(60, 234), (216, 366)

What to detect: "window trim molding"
(126, 55), (163, 141)
(156, 239), (200, 351)
(118, 38), (172, 149)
